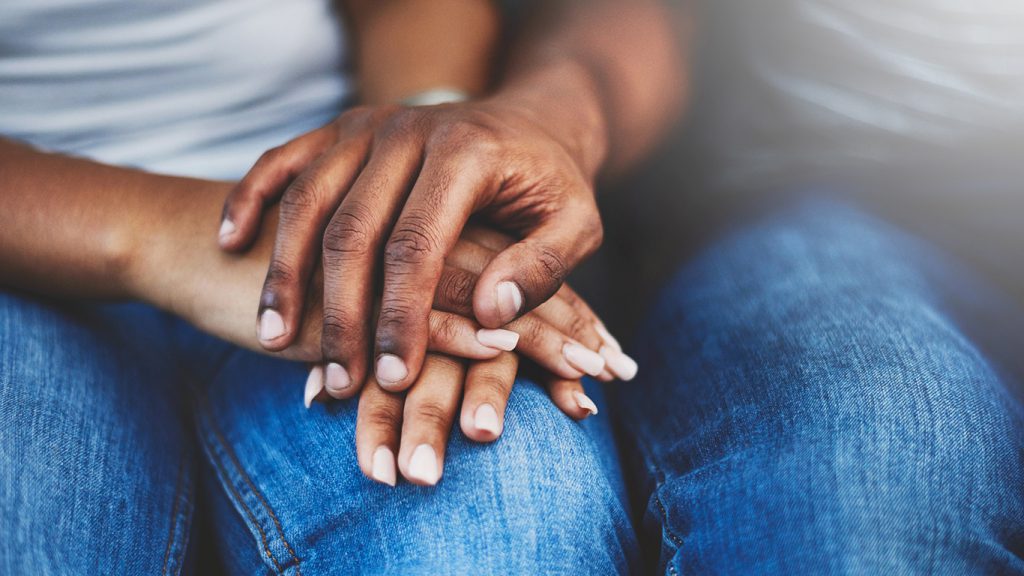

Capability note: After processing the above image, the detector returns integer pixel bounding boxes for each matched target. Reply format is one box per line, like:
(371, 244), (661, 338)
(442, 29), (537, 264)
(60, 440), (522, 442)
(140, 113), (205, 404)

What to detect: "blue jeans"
(2, 198), (1022, 574)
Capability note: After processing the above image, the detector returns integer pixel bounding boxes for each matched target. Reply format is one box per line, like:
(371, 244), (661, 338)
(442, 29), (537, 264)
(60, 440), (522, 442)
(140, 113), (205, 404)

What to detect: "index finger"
(373, 154), (490, 391)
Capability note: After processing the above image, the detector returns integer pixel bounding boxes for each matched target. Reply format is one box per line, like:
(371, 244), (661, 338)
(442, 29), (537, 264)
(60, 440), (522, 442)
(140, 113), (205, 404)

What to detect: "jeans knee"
(628, 201), (1024, 572)
(385, 381), (636, 574)
(0, 293), (192, 574)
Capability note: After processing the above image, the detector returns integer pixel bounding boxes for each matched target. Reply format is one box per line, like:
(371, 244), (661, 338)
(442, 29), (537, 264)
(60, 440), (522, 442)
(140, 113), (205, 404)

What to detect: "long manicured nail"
(596, 369), (615, 383)
(218, 218), (236, 243)
(476, 329), (520, 352)
(376, 354), (408, 387)
(563, 342), (606, 376)
(325, 362), (352, 394)
(496, 281), (523, 322)
(407, 444), (440, 485)
(573, 391), (599, 416)
(372, 446), (397, 487)
(599, 345), (638, 381)
(258, 309), (285, 343)
(594, 322), (621, 352)
(304, 365), (324, 409)
(474, 403), (501, 436)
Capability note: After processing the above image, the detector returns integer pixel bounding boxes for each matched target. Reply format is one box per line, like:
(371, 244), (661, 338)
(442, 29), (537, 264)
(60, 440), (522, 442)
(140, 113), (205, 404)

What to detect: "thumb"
(472, 208), (602, 328)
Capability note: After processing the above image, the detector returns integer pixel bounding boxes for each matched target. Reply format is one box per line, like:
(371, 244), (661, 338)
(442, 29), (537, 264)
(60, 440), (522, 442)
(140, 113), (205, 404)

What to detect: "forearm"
(495, 0), (692, 179)
(344, 0), (500, 103)
(0, 138), (219, 299)
(0, 138), (285, 355)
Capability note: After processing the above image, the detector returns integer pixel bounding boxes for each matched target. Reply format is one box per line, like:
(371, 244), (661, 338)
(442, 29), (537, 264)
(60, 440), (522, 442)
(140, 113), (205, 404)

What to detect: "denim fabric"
(186, 341), (635, 575)
(3, 198), (1024, 575)
(0, 299), (194, 574)
(0, 297), (636, 574)
(616, 198), (1024, 574)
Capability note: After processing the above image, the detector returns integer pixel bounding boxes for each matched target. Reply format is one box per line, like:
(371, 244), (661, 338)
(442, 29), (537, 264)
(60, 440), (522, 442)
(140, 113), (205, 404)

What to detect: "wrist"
(491, 57), (609, 182)
(123, 178), (233, 312)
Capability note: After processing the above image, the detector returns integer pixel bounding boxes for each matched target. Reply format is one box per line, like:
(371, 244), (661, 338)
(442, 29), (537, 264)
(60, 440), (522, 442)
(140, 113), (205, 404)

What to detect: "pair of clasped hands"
(216, 101), (637, 487)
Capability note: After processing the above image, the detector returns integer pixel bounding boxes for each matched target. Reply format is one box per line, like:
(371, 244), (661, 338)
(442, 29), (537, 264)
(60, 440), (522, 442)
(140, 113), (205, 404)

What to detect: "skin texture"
(0, 136), (608, 486)
(220, 0), (690, 400)
(0, 0), (689, 486)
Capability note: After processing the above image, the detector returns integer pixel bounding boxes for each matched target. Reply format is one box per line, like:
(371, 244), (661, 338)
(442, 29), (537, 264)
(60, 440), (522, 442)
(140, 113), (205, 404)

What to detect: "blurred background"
(575, 0), (1024, 338)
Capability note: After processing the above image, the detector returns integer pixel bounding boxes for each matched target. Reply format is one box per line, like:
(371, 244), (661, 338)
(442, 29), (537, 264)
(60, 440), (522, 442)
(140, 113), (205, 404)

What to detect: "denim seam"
(654, 491), (682, 576)
(612, 390), (687, 569)
(649, 462), (687, 576)
(199, 420), (287, 574)
(161, 456), (191, 576)
(198, 396), (304, 576)
(653, 489), (685, 549)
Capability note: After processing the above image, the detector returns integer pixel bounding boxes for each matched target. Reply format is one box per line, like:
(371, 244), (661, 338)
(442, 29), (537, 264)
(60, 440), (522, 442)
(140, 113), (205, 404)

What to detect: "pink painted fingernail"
(407, 444), (440, 485)
(599, 345), (639, 381)
(496, 282), (523, 322)
(325, 362), (352, 394)
(476, 329), (520, 352)
(562, 342), (606, 377)
(594, 322), (622, 352)
(258, 309), (286, 343)
(304, 365), (324, 409)
(372, 446), (397, 487)
(574, 391), (599, 416)
(219, 218), (236, 240)
(375, 354), (408, 387)
(474, 403), (501, 436)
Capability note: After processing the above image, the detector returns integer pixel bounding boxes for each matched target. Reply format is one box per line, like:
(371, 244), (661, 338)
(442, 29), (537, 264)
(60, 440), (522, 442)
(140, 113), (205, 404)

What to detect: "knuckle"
(566, 314), (590, 340)
(338, 105), (377, 128)
(519, 317), (547, 346)
(256, 145), (287, 167)
(414, 401), (452, 429)
(368, 104), (402, 123)
(324, 202), (376, 259)
(383, 108), (425, 137)
(280, 177), (324, 213)
(264, 260), (299, 291)
(431, 314), (463, 346)
(385, 217), (438, 268)
(534, 244), (570, 286)
(432, 120), (494, 147)
(321, 309), (360, 351)
(557, 284), (582, 307)
(377, 303), (413, 330)
(365, 405), (402, 430)
(438, 269), (476, 309)
(473, 370), (511, 399)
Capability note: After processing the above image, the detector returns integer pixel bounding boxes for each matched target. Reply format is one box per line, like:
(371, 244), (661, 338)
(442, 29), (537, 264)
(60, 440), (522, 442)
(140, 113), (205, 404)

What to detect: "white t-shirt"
(0, 0), (353, 180)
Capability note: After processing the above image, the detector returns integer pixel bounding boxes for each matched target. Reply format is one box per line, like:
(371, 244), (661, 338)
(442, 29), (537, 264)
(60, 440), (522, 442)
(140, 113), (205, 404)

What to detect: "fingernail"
(496, 281), (523, 322)
(475, 329), (520, 352)
(474, 403), (501, 436)
(599, 345), (639, 381)
(573, 391), (599, 416)
(594, 322), (622, 352)
(372, 446), (397, 487)
(563, 342), (606, 376)
(304, 365), (324, 409)
(407, 444), (440, 485)
(375, 354), (408, 387)
(596, 369), (615, 383)
(218, 218), (236, 242)
(258, 309), (285, 343)
(325, 362), (352, 394)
